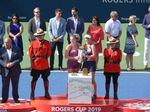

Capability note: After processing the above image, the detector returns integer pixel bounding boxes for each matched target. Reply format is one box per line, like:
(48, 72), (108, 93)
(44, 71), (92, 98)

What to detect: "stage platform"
(30, 95), (150, 112)
(30, 95), (119, 112)
(1, 96), (150, 112)
(0, 98), (36, 112)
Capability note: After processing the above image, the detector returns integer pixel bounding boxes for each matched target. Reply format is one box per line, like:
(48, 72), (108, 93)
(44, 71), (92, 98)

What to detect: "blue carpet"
(0, 71), (149, 100)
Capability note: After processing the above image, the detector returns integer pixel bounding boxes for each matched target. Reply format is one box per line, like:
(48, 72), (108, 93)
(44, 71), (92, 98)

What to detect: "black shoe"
(1, 99), (7, 103)
(45, 92), (51, 99)
(50, 67), (53, 70)
(104, 94), (109, 99)
(92, 94), (97, 100)
(114, 93), (118, 99)
(66, 94), (68, 99)
(14, 99), (20, 103)
(58, 67), (64, 71)
(30, 92), (35, 100)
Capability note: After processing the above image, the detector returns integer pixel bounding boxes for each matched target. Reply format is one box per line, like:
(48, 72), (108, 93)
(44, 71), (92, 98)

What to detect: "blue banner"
(0, 0), (149, 23)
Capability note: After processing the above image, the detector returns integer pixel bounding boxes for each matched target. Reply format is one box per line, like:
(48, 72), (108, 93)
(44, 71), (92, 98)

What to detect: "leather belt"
(34, 55), (47, 58)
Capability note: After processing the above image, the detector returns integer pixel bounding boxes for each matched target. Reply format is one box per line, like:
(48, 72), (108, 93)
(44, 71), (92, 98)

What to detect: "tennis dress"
(67, 44), (80, 69)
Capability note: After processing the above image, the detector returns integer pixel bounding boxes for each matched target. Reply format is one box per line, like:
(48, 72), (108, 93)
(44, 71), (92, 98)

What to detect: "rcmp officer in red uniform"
(103, 37), (122, 99)
(28, 28), (52, 100)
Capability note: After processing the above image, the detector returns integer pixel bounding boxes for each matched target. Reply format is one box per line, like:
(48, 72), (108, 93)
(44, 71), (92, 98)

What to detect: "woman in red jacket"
(87, 16), (104, 70)
(103, 37), (122, 99)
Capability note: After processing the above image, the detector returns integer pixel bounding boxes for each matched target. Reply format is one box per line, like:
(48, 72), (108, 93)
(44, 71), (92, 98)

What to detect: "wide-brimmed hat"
(106, 37), (119, 44)
(84, 34), (91, 39)
(34, 28), (46, 36)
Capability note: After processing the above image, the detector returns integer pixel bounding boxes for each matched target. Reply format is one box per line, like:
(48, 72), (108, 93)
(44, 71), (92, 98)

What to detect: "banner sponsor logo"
(102, 0), (150, 3)
(7, 16), (27, 20)
(117, 100), (150, 111)
(51, 106), (102, 112)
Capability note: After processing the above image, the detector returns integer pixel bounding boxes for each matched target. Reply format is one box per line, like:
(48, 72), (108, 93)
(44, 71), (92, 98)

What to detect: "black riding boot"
(114, 84), (118, 99)
(104, 84), (110, 99)
(44, 81), (51, 99)
(30, 81), (36, 100)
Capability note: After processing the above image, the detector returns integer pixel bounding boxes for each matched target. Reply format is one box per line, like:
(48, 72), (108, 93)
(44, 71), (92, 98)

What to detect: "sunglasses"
(34, 11), (40, 13)
(12, 18), (18, 20)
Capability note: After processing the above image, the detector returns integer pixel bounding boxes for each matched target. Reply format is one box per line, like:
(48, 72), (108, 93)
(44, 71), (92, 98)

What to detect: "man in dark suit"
(66, 7), (84, 44)
(0, 38), (23, 103)
(28, 7), (46, 42)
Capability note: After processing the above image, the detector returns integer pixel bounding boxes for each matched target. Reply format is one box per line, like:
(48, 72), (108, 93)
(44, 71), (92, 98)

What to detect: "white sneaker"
(127, 67), (131, 71)
(131, 67), (137, 70)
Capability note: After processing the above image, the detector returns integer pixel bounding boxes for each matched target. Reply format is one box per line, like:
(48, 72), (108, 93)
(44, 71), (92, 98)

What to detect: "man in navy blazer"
(0, 38), (23, 103)
(48, 8), (66, 70)
(142, 6), (150, 69)
(66, 7), (84, 44)
(0, 15), (5, 47)
(28, 7), (46, 42)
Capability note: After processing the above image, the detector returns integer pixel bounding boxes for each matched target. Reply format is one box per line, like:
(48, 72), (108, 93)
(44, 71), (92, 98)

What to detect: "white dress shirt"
(73, 17), (78, 33)
(56, 18), (60, 30)
(35, 17), (40, 31)
(105, 19), (122, 37)
(7, 48), (12, 60)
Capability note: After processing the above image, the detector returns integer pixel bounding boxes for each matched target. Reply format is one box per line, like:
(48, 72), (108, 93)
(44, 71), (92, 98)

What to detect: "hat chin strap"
(36, 36), (44, 41)
(39, 39), (44, 42)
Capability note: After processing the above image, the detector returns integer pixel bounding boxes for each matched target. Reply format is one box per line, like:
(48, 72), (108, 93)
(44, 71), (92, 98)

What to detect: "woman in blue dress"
(124, 15), (138, 71)
(7, 14), (24, 55)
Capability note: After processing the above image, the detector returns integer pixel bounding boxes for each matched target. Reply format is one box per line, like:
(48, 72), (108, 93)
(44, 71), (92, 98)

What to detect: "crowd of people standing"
(0, 6), (149, 102)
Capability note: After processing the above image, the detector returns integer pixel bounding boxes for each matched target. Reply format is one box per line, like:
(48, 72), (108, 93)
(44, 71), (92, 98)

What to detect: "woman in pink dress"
(65, 34), (80, 98)
(65, 34), (80, 73)
(87, 16), (104, 70)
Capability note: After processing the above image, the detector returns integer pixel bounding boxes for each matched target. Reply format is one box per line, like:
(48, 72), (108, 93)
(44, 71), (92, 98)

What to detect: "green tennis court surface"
(3, 22), (149, 72)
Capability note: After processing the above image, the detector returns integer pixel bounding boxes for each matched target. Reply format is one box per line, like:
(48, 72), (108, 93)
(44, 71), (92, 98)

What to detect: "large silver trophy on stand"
(77, 46), (88, 76)
(78, 46), (84, 63)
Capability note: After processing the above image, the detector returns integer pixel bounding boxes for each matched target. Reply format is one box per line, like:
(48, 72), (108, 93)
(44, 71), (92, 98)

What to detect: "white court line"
(98, 52), (140, 57)
(123, 51), (140, 56)
(22, 71), (150, 74)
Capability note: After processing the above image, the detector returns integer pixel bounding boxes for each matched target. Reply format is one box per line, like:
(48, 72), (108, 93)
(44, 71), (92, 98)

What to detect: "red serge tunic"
(104, 48), (122, 73)
(28, 40), (52, 70)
